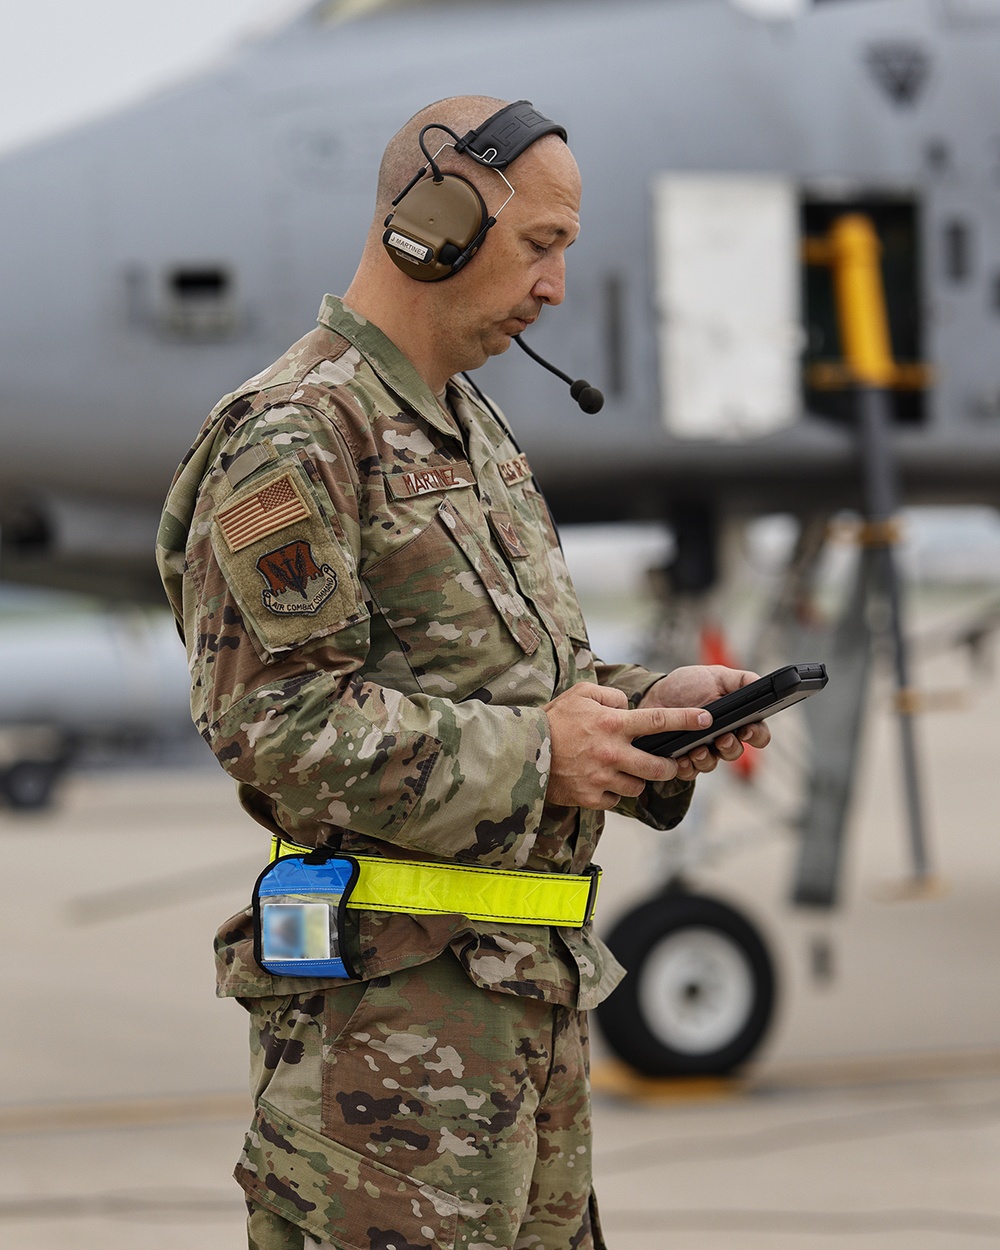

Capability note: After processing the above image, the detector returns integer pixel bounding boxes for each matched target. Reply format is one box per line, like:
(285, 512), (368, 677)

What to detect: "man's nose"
(533, 255), (566, 306)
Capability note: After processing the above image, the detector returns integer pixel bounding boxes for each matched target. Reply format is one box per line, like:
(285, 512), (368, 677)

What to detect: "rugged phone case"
(633, 662), (828, 759)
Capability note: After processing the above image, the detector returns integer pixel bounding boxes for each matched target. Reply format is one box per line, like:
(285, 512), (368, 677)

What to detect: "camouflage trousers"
(236, 949), (607, 1250)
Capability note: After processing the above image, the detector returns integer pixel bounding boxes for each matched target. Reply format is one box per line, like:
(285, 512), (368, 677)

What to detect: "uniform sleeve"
(593, 659), (665, 708)
(593, 657), (695, 830)
(180, 401), (551, 869)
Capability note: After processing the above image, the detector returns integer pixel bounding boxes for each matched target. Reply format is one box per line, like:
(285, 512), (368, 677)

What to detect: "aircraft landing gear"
(596, 888), (776, 1077)
(0, 727), (71, 811)
(0, 759), (64, 810)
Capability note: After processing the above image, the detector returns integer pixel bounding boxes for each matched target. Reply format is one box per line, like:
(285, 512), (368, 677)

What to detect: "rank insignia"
(256, 540), (339, 615)
(489, 509), (530, 559)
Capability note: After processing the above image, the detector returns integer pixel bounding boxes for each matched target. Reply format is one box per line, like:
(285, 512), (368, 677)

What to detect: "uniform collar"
(447, 376), (509, 454)
(317, 295), (462, 444)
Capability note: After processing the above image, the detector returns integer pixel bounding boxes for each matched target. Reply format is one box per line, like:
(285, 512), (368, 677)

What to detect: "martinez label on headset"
(385, 231), (433, 263)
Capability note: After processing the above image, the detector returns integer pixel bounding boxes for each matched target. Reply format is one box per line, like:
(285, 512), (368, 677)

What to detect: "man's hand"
(640, 665), (772, 783)
(543, 682), (712, 810)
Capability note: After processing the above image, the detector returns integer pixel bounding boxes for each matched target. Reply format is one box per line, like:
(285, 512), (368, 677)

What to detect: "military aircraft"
(0, 598), (194, 808)
(2, 0), (999, 1075)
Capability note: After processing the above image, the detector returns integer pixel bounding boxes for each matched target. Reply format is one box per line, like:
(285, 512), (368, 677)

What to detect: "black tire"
(1, 760), (62, 810)
(595, 889), (776, 1077)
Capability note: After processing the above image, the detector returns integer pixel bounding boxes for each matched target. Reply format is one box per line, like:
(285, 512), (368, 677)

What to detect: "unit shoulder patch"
(256, 540), (338, 616)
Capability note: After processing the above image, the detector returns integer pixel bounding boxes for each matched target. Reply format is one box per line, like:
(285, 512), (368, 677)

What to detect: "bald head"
(375, 95), (510, 219)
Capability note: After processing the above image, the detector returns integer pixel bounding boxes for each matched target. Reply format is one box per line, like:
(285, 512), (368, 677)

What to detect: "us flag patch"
(217, 475), (310, 552)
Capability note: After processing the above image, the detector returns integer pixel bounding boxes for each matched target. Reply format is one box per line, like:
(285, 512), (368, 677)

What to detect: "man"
(157, 96), (769, 1250)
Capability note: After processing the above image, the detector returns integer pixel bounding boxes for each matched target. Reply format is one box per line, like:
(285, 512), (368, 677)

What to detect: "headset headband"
(453, 100), (568, 170)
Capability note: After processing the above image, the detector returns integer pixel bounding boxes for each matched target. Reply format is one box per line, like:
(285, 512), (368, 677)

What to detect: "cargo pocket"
(363, 494), (540, 699)
(236, 1099), (459, 1250)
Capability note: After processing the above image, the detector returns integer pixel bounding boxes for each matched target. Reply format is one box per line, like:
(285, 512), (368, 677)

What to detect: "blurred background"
(1, 1), (999, 1247)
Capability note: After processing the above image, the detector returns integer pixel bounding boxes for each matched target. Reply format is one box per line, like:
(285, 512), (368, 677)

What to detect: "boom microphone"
(513, 335), (605, 413)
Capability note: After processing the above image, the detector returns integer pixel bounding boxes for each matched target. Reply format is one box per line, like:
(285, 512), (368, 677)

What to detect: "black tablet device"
(633, 662), (828, 759)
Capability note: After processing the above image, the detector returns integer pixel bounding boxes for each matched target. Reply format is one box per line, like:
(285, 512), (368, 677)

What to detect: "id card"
(252, 851), (359, 979)
(261, 902), (332, 961)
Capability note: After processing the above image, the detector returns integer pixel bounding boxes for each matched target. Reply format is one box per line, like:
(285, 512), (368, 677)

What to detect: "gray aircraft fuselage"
(1, 0), (999, 598)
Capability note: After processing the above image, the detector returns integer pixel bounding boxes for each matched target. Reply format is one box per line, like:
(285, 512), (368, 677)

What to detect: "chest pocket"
(362, 490), (542, 700)
(509, 482), (590, 647)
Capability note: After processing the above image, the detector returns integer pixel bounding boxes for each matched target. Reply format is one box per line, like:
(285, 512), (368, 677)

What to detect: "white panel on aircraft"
(653, 174), (800, 440)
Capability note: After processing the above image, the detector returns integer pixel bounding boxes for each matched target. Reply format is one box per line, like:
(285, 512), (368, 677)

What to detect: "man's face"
(428, 137), (582, 376)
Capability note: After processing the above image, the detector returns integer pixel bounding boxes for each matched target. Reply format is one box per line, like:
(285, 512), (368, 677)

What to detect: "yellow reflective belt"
(268, 836), (600, 929)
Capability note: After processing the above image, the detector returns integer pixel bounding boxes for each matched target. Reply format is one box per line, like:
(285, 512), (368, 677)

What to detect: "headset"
(382, 99), (567, 282)
(382, 99), (604, 413)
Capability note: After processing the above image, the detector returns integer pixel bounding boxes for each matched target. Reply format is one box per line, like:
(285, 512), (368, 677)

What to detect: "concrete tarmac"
(2, 634), (999, 1248)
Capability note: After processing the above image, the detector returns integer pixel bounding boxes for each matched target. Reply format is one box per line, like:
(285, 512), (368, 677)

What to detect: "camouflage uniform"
(157, 296), (693, 1248)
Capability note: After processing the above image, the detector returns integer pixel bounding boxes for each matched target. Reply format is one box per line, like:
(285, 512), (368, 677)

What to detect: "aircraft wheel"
(1, 760), (62, 810)
(596, 890), (776, 1077)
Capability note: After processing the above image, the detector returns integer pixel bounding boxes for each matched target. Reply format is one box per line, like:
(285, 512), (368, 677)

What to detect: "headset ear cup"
(382, 174), (489, 281)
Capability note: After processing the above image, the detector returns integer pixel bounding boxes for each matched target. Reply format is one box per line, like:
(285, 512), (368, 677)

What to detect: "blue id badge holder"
(252, 850), (360, 980)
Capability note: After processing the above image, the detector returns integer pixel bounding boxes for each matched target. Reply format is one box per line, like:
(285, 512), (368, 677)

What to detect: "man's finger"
(626, 704), (711, 741)
(673, 744), (721, 774)
(614, 747), (680, 784)
(711, 733), (744, 762)
(738, 721), (771, 749)
(674, 757), (697, 782)
(610, 772), (648, 800)
(575, 683), (629, 709)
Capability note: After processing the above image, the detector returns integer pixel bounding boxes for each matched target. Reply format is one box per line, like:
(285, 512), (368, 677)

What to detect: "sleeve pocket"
(211, 455), (369, 657)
